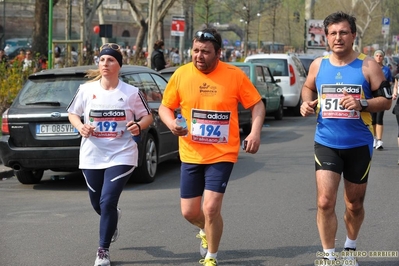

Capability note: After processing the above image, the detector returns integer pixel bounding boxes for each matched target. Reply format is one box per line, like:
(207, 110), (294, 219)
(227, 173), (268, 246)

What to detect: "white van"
(244, 53), (307, 115)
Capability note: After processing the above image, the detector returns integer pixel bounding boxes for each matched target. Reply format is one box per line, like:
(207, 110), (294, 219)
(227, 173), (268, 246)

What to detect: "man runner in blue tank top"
(300, 11), (392, 266)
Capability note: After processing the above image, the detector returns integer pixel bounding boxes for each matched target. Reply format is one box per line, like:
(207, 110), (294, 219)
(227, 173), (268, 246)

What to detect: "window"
(263, 67), (272, 83)
(18, 77), (84, 106)
(237, 66), (250, 78)
(247, 58), (288, 77)
(255, 66), (265, 84)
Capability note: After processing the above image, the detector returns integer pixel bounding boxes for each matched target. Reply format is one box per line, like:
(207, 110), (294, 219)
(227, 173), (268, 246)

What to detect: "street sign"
(382, 17), (390, 25)
(381, 17), (390, 36)
(171, 16), (185, 37)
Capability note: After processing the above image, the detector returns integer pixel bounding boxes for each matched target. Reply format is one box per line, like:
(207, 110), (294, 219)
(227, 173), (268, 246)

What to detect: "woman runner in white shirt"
(67, 43), (153, 266)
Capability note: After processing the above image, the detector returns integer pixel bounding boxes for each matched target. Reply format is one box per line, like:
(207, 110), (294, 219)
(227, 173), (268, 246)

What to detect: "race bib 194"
(190, 109), (231, 144)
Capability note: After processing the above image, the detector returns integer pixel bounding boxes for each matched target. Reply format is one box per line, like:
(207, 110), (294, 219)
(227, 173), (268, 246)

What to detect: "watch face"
(360, 99), (368, 106)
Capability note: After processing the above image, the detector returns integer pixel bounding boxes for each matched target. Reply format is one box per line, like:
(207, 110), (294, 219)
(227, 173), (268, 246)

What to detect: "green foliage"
(0, 62), (33, 115)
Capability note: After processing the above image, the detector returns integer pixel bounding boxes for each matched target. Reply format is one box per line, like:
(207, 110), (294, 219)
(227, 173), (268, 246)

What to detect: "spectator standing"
(71, 46), (78, 66)
(372, 49), (393, 150)
(93, 50), (100, 65)
(54, 43), (63, 68)
(12, 49), (25, 66)
(67, 43), (153, 266)
(300, 11), (392, 264)
(171, 48), (181, 66)
(150, 40), (169, 71)
(126, 45), (132, 64)
(22, 49), (36, 72)
(0, 49), (8, 64)
(37, 55), (48, 71)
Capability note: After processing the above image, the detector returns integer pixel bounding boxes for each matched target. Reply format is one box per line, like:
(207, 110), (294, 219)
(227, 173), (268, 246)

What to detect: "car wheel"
(274, 99), (284, 120)
(134, 134), (158, 183)
(15, 169), (44, 184)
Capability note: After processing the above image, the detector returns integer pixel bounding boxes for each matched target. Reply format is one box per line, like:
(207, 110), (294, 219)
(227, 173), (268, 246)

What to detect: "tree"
(351, 0), (382, 52)
(125, 0), (177, 67)
(83, 0), (103, 52)
(32, 0), (60, 56)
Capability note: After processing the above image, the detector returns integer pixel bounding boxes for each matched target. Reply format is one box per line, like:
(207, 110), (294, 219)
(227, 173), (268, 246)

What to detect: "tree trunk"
(32, 0), (50, 56)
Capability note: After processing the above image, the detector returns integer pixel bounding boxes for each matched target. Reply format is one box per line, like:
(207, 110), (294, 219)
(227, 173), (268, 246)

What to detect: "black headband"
(99, 48), (123, 67)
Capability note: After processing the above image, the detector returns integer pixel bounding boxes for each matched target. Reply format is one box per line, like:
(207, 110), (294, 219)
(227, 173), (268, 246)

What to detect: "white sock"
(199, 228), (206, 235)
(324, 248), (336, 260)
(344, 236), (357, 250)
(205, 252), (218, 260)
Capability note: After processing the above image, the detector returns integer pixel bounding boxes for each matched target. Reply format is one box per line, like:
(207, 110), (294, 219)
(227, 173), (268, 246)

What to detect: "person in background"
(150, 40), (169, 71)
(12, 49), (25, 66)
(22, 49), (36, 72)
(171, 48), (181, 66)
(301, 11), (391, 264)
(71, 46), (78, 66)
(159, 28), (265, 266)
(37, 55), (48, 71)
(392, 73), (399, 164)
(0, 49), (8, 64)
(54, 43), (63, 68)
(371, 49), (393, 150)
(67, 43), (153, 266)
(93, 50), (100, 65)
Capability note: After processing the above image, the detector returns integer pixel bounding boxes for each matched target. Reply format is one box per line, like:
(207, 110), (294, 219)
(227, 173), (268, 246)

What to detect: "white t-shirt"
(67, 79), (151, 169)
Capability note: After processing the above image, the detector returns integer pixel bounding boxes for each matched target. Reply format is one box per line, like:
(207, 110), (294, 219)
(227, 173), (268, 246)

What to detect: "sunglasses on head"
(195, 31), (220, 45)
(100, 43), (121, 52)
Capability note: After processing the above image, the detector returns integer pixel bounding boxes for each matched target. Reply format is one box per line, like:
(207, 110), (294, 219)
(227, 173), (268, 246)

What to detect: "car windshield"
(246, 58), (288, 77)
(17, 77), (85, 106)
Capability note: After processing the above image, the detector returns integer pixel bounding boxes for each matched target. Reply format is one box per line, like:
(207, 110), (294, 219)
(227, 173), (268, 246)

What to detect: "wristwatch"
(359, 99), (368, 112)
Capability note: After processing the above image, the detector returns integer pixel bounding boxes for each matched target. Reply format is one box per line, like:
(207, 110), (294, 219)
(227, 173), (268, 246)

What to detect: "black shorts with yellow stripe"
(314, 142), (371, 184)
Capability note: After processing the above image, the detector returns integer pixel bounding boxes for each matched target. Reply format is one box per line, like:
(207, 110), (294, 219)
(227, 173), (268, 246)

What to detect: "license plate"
(36, 123), (78, 136)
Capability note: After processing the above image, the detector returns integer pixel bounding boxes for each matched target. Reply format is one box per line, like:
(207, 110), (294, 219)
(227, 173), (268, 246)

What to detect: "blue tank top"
(314, 54), (373, 149)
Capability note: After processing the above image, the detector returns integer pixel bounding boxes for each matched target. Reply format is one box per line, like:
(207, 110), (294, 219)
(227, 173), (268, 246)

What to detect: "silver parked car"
(245, 53), (307, 115)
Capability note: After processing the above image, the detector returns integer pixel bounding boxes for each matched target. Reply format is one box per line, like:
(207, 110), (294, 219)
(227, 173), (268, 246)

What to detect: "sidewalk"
(0, 164), (14, 179)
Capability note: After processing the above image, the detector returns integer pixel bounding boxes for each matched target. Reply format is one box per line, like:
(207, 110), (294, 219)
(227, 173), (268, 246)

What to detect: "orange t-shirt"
(162, 62), (261, 164)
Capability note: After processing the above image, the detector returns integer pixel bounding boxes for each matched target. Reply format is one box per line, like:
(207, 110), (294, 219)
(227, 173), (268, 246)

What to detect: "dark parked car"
(297, 54), (319, 75)
(228, 62), (284, 120)
(159, 65), (260, 133)
(158, 66), (179, 81)
(0, 65), (179, 184)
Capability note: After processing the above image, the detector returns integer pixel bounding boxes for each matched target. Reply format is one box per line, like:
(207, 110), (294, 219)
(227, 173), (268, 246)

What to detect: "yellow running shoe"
(199, 258), (217, 266)
(196, 232), (208, 257)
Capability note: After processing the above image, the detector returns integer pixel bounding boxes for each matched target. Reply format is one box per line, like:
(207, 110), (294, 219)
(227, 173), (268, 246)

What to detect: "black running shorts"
(314, 142), (371, 184)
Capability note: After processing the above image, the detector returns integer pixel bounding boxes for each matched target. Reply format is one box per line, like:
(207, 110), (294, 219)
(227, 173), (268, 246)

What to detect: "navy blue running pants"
(82, 165), (134, 248)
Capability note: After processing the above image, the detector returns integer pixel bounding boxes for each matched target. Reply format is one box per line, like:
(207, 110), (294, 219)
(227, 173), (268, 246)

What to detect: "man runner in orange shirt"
(159, 28), (265, 265)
